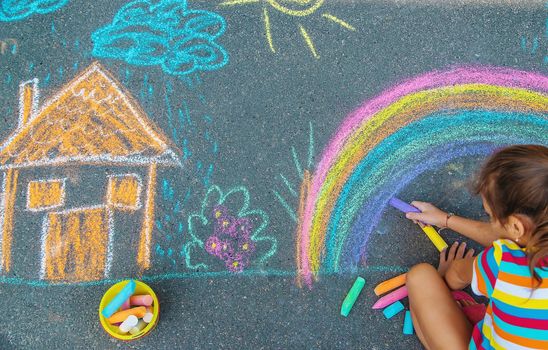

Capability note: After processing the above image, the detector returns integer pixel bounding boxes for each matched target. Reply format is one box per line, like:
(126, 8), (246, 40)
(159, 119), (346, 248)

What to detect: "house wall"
(7, 165), (149, 280)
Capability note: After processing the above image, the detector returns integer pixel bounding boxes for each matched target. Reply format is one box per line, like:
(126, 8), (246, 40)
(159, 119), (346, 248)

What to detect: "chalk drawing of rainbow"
(296, 66), (548, 286)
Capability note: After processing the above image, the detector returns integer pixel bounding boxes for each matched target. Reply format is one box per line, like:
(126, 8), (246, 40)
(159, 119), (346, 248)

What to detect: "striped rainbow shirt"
(470, 239), (548, 349)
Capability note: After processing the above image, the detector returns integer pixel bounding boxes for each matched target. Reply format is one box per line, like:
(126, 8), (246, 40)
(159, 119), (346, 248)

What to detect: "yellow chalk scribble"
(43, 207), (109, 282)
(263, 7), (276, 53)
(322, 13), (356, 31)
(107, 174), (142, 210)
(220, 0), (355, 58)
(27, 179), (65, 211)
(299, 25), (319, 59)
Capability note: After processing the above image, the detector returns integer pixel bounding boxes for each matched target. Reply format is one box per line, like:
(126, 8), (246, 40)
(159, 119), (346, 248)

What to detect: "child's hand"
(441, 242), (476, 290)
(438, 241), (475, 277)
(405, 201), (447, 228)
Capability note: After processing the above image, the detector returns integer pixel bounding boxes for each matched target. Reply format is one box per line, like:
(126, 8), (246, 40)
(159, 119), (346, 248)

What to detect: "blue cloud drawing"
(91, 0), (228, 76)
(0, 0), (69, 22)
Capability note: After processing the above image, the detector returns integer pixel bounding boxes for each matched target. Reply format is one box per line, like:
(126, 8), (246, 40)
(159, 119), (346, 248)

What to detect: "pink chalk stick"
(372, 286), (408, 309)
(130, 295), (153, 306)
(120, 298), (131, 311)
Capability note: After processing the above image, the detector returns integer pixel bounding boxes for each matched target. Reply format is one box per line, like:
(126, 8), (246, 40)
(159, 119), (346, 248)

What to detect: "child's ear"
(506, 215), (528, 243)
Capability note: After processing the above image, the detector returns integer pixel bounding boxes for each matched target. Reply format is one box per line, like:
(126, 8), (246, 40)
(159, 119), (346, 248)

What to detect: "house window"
(106, 174), (142, 210)
(27, 179), (66, 211)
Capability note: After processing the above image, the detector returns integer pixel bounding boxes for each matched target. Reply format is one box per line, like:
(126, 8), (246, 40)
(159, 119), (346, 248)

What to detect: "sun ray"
(263, 7), (276, 53)
(299, 25), (319, 59)
(321, 13), (356, 31)
(219, 0), (260, 6)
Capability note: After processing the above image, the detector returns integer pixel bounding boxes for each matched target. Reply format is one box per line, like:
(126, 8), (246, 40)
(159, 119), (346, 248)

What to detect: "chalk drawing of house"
(0, 62), (181, 282)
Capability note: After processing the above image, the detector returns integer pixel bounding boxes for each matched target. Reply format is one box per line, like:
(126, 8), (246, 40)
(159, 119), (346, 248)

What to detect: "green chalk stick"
(341, 276), (365, 317)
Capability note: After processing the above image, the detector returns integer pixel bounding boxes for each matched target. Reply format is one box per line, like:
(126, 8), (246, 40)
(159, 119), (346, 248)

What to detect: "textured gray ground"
(0, 0), (545, 349)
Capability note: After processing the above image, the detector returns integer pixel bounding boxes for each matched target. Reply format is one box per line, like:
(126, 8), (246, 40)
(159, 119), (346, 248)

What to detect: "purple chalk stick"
(389, 197), (421, 213)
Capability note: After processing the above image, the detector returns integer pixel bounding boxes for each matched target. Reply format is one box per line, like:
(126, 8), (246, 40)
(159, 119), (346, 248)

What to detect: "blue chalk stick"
(383, 301), (404, 319)
(101, 280), (136, 318)
(403, 310), (414, 335)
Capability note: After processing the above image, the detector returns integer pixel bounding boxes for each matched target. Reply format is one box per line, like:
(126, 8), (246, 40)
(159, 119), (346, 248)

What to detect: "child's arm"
(444, 255), (475, 290)
(405, 201), (500, 247)
(442, 215), (499, 247)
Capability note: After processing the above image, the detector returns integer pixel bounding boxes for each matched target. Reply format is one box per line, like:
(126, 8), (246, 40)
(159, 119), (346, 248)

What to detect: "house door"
(41, 206), (110, 282)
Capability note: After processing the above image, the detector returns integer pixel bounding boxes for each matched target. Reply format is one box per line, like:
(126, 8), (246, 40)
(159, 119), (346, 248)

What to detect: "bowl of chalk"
(99, 280), (159, 340)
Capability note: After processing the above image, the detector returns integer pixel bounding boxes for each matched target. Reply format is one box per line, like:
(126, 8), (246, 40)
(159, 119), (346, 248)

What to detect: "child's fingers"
(406, 213), (426, 224)
(456, 242), (467, 258)
(405, 212), (419, 220)
(448, 241), (458, 259)
(439, 248), (448, 263)
(410, 201), (430, 211)
(465, 249), (475, 258)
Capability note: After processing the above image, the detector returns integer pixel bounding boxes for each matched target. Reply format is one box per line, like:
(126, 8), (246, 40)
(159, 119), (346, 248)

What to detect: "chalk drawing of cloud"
(91, 0), (228, 76)
(0, 0), (69, 22)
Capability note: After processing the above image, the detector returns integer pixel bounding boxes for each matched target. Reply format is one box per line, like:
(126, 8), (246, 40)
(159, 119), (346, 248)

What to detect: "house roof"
(0, 62), (181, 169)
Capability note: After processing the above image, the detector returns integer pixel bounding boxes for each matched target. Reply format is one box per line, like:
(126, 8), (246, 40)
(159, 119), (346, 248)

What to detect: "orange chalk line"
(374, 273), (407, 296)
(106, 173), (143, 210)
(295, 170), (311, 286)
(138, 164), (157, 270)
(26, 178), (66, 211)
(0, 63), (181, 169)
(40, 205), (109, 281)
(0, 169), (18, 272)
(0, 63), (183, 282)
(18, 78), (39, 127)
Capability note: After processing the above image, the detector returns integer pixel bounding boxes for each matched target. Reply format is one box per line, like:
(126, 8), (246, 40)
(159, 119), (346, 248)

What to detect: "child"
(405, 145), (548, 350)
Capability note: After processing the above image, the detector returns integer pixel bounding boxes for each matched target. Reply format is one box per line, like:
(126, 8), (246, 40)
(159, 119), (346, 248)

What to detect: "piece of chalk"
(372, 286), (408, 309)
(129, 320), (147, 335)
(388, 197), (449, 252)
(119, 315), (138, 334)
(389, 197), (421, 213)
(383, 301), (404, 319)
(403, 310), (414, 335)
(340, 276), (366, 317)
(130, 295), (153, 306)
(101, 280), (136, 318)
(120, 298), (131, 311)
(421, 225), (449, 252)
(143, 307), (154, 323)
(107, 306), (147, 324)
(374, 273), (407, 296)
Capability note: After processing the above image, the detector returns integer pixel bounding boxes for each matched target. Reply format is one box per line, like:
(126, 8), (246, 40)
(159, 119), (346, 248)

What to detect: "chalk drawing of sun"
(220, 0), (356, 59)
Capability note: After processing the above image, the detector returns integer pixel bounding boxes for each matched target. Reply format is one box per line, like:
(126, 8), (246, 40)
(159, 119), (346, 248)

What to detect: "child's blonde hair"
(474, 145), (548, 287)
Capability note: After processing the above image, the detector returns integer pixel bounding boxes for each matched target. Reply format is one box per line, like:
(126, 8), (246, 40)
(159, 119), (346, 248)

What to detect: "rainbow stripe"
(297, 67), (548, 285)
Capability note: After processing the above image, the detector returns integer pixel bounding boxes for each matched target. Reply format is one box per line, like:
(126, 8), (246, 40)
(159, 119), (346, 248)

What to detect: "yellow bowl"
(99, 280), (160, 340)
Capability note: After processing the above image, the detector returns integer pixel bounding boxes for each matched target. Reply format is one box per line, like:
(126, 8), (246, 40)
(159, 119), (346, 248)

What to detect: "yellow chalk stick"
(421, 225), (448, 252)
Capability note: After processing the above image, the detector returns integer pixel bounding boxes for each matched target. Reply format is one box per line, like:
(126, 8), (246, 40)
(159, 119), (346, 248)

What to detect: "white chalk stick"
(119, 315), (138, 334)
